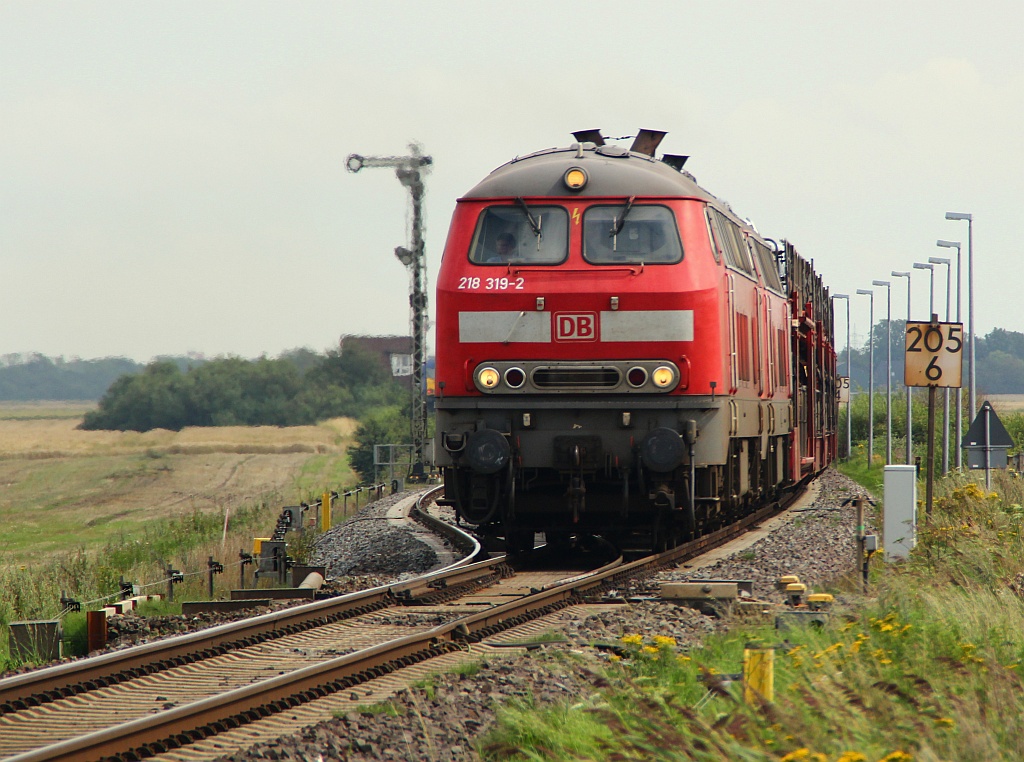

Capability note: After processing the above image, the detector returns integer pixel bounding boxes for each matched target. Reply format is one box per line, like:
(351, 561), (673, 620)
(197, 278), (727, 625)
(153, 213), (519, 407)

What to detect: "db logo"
(555, 312), (598, 342)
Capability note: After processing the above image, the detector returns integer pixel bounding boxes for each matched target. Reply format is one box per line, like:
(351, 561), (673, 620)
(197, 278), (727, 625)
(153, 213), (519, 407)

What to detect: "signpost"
(837, 376), (850, 403)
(962, 401), (1014, 490)
(904, 318), (963, 518)
(837, 376), (850, 458)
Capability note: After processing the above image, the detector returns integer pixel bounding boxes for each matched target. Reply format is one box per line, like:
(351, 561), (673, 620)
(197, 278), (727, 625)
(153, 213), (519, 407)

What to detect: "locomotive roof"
(462, 143), (717, 201)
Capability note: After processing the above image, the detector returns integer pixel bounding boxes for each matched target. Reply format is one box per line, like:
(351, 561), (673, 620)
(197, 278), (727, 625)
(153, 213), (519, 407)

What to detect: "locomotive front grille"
(472, 359), (680, 394)
(532, 367), (621, 389)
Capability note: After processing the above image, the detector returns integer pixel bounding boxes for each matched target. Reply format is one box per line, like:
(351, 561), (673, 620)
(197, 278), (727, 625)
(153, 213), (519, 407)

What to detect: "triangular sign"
(961, 401), (1015, 449)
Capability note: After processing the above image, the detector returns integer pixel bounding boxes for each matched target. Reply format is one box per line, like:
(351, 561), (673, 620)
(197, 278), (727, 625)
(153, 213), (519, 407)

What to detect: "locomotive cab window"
(468, 205), (569, 265)
(582, 205), (682, 265)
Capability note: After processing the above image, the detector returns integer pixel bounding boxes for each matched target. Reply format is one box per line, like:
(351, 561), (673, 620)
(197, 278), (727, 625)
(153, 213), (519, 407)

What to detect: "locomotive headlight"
(651, 365), (675, 388)
(563, 167), (588, 191)
(477, 367), (500, 389)
(504, 367), (526, 389)
(626, 367), (648, 388)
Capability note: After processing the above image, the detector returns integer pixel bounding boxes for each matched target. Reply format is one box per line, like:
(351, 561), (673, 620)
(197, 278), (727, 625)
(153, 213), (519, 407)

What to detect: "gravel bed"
(214, 467), (879, 761)
(100, 491), (448, 652)
(215, 652), (600, 762)
(659, 466), (873, 602)
(309, 491), (440, 579)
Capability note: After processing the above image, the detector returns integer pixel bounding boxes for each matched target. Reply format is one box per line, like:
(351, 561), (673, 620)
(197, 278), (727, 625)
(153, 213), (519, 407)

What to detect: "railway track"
(0, 484), (804, 762)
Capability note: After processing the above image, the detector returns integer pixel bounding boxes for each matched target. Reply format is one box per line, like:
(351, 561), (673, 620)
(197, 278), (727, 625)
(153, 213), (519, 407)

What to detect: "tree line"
(840, 324), (1024, 395)
(79, 345), (406, 432)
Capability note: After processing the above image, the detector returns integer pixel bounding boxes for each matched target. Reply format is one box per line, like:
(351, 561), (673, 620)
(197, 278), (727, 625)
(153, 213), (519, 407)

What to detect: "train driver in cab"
(489, 232), (517, 262)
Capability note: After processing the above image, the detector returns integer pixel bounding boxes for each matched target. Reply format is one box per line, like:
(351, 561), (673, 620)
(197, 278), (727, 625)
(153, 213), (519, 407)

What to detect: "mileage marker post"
(905, 316), (964, 519)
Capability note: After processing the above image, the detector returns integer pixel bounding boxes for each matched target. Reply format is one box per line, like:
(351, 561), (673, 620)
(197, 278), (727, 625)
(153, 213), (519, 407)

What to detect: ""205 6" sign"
(904, 322), (963, 388)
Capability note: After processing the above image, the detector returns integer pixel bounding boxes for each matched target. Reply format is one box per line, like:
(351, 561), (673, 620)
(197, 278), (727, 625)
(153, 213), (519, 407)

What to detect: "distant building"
(338, 335), (434, 403)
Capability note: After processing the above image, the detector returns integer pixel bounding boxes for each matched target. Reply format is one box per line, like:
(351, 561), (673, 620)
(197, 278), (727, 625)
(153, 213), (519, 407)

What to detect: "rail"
(2, 483), (807, 761)
(0, 488), (480, 714)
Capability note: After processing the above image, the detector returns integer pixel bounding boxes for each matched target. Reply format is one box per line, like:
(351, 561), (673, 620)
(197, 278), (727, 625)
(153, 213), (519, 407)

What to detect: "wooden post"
(855, 498), (866, 591)
(926, 385), (936, 521)
(86, 610), (107, 653)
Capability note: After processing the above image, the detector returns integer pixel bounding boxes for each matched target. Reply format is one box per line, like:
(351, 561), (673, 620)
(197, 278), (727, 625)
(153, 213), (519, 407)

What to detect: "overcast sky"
(2, 2), (1020, 361)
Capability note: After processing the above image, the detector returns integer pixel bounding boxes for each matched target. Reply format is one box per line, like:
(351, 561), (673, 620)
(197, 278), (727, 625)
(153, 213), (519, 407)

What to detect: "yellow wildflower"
(620, 633), (643, 646)
(677, 654), (692, 663)
(934, 717), (955, 728)
(837, 752), (867, 762)
(780, 749), (810, 761)
(641, 645), (659, 656)
(880, 753), (913, 762)
(652, 635), (677, 648)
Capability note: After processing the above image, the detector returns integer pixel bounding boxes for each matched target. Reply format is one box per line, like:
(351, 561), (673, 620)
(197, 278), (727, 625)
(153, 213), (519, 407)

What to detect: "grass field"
(0, 406), (359, 562)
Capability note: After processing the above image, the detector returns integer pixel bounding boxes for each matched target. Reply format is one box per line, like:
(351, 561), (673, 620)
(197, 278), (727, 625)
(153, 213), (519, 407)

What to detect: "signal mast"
(346, 144), (432, 476)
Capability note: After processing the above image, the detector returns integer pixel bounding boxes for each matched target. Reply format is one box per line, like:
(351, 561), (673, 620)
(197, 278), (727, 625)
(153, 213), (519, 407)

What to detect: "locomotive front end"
(433, 137), (729, 551)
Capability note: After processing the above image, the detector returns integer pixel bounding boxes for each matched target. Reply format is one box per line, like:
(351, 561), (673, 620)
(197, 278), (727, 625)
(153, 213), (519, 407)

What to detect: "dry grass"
(0, 408), (359, 562)
(0, 416), (357, 459)
(985, 394), (1024, 414)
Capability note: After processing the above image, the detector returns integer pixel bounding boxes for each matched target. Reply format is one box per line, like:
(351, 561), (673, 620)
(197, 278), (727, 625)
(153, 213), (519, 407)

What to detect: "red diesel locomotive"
(432, 129), (836, 552)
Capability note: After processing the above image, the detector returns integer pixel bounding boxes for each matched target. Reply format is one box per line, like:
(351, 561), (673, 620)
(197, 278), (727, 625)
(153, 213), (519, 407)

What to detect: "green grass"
(292, 453), (356, 502)
(834, 451), (885, 495)
(479, 468), (1024, 761)
(0, 454), (194, 557)
(0, 499), (280, 668)
(354, 701), (403, 716)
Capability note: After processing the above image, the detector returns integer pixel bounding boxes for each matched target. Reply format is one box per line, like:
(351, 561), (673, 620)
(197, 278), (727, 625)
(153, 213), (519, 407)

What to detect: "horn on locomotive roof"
(572, 129), (605, 146)
(629, 129), (667, 157)
(661, 154), (689, 171)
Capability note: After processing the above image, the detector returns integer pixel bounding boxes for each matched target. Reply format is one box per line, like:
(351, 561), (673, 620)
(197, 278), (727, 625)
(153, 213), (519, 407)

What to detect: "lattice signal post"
(347, 145), (433, 475)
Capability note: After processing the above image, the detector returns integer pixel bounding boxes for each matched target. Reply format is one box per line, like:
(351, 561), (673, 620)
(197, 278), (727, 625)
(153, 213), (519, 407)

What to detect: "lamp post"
(913, 262), (936, 317)
(833, 293), (851, 459)
(945, 212), (974, 421)
(937, 237), (964, 469)
(857, 288), (875, 468)
(871, 280), (892, 464)
(929, 256), (952, 474)
(892, 271), (912, 464)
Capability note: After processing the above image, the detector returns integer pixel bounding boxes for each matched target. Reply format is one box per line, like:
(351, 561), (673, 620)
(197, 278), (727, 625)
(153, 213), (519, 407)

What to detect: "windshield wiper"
(609, 195), (636, 237)
(515, 197), (542, 238)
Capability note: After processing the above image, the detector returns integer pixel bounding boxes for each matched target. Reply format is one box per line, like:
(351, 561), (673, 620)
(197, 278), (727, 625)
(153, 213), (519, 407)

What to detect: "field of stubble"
(0, 403), (357, 561)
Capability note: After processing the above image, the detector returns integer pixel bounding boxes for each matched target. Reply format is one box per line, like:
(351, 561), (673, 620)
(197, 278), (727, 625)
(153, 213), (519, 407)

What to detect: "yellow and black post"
(743, 645), (774, 704)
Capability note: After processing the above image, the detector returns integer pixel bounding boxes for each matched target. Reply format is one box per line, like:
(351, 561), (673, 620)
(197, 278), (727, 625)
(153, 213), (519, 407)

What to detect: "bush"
(80, 346), (405, 432)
